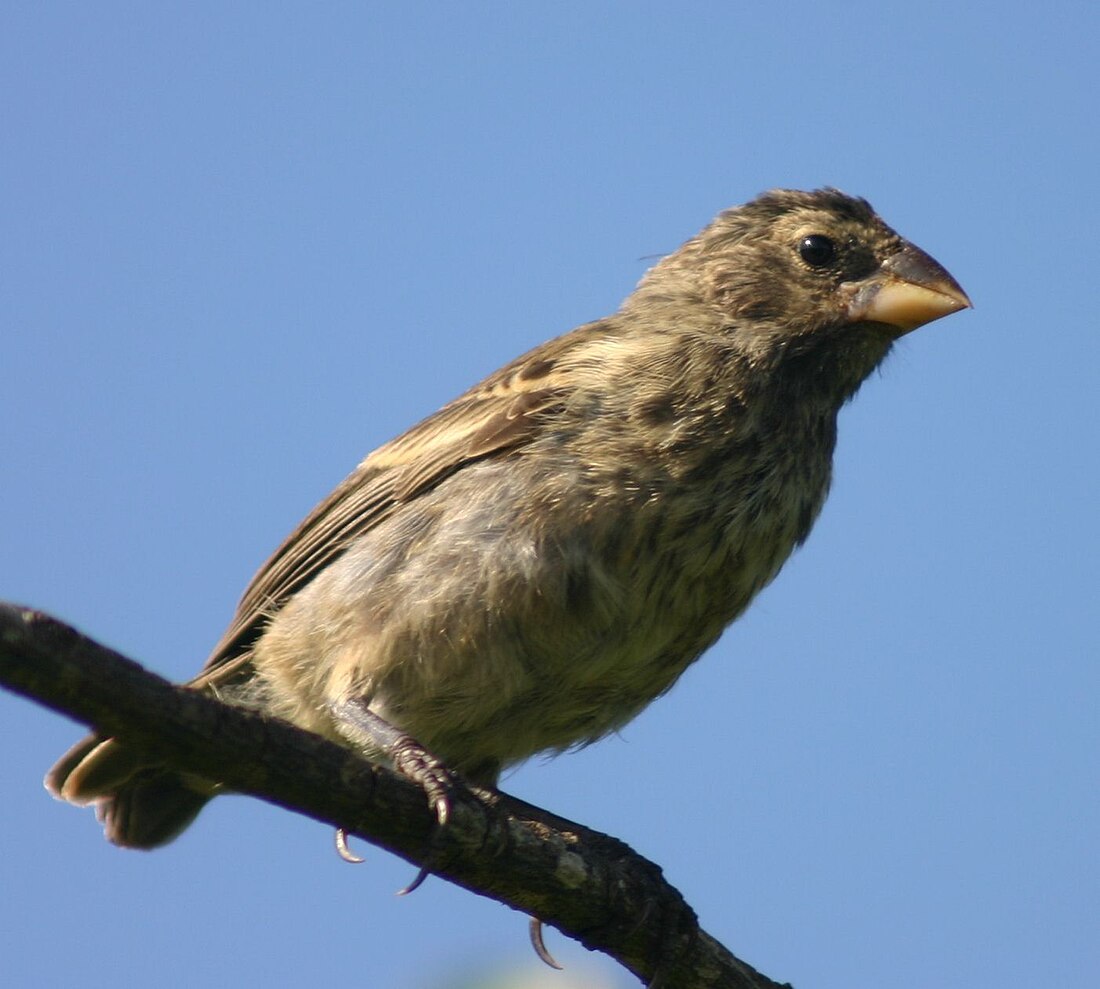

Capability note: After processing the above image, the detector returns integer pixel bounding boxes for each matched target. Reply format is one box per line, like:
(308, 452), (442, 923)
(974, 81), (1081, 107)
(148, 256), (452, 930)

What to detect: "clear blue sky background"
(2, 5), (1096, 988)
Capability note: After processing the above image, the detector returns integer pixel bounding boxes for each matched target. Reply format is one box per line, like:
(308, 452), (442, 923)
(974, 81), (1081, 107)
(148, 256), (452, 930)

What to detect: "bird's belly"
(251, 454), (824, 773)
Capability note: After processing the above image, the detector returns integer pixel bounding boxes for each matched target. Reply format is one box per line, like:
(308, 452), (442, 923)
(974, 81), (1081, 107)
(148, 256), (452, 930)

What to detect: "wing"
(190, 326), (597, 688)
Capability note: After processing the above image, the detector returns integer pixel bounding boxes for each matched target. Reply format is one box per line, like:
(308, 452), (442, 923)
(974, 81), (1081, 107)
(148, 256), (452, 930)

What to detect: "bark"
(0, 601), (789, 989)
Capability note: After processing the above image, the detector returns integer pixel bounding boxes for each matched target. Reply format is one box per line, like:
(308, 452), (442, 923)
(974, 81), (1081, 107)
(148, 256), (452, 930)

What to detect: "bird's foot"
(389, 733), (460, 827)
(329, 697), (462, 825)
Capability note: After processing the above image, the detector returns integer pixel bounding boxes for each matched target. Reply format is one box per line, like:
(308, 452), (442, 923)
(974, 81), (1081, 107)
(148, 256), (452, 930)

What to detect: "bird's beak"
(842, 242), (971, 335)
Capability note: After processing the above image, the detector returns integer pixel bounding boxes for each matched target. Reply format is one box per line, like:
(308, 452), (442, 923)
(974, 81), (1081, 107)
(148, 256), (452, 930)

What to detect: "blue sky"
(2, 4), (1096, 988)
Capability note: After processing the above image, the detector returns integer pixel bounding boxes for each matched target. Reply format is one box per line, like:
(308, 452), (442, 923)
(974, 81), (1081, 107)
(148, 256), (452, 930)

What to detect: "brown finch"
(47, 188), (970, 848)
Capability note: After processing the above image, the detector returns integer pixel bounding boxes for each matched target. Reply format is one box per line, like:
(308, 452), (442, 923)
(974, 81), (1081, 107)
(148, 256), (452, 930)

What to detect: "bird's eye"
(799, 234), (837, 268)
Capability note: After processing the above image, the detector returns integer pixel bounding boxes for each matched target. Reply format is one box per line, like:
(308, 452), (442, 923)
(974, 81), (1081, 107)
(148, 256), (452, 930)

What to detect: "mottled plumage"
(47, 188), (969, 847)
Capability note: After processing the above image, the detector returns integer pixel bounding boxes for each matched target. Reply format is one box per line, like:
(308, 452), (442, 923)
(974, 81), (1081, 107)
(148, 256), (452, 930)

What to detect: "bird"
(46, 188), (970, 851)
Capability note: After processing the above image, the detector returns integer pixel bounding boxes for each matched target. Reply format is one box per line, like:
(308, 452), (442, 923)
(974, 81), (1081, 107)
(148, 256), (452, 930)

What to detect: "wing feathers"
(196, 337), (580, 681)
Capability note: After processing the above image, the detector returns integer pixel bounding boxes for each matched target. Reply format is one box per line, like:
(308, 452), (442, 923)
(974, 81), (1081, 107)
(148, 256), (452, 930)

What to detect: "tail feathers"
(45, 733), (212, 849)
(47, 736), (148, 802)
(45, 734), (107, 802)
(95, 771), (212, 849)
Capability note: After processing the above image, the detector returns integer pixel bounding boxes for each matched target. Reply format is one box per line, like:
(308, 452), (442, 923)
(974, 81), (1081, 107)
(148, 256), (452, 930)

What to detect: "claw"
(392, 742), (456, 826)
(396, 866), (431, 897)
(334, 827), (365, 864)
(529, 917), (563, 970)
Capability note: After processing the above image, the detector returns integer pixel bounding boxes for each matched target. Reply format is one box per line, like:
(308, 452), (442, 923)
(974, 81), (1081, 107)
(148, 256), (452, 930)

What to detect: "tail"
(45, 735), (213, 849)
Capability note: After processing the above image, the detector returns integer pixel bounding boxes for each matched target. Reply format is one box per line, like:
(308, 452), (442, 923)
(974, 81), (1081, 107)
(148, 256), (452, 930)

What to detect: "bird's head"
(629, 188), (971, 402)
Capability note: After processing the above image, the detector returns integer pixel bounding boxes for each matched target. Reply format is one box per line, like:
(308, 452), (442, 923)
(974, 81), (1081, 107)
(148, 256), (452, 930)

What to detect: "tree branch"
(0, 601), (789, 989)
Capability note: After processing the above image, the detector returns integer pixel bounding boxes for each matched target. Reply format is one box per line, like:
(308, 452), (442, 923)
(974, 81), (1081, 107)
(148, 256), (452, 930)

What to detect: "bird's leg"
(328, 698), (464, 890)
(328, 697), (460, 826)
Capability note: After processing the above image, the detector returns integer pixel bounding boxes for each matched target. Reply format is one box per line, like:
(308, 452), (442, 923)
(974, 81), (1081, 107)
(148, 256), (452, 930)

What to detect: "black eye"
(799, 234), (836, 268)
